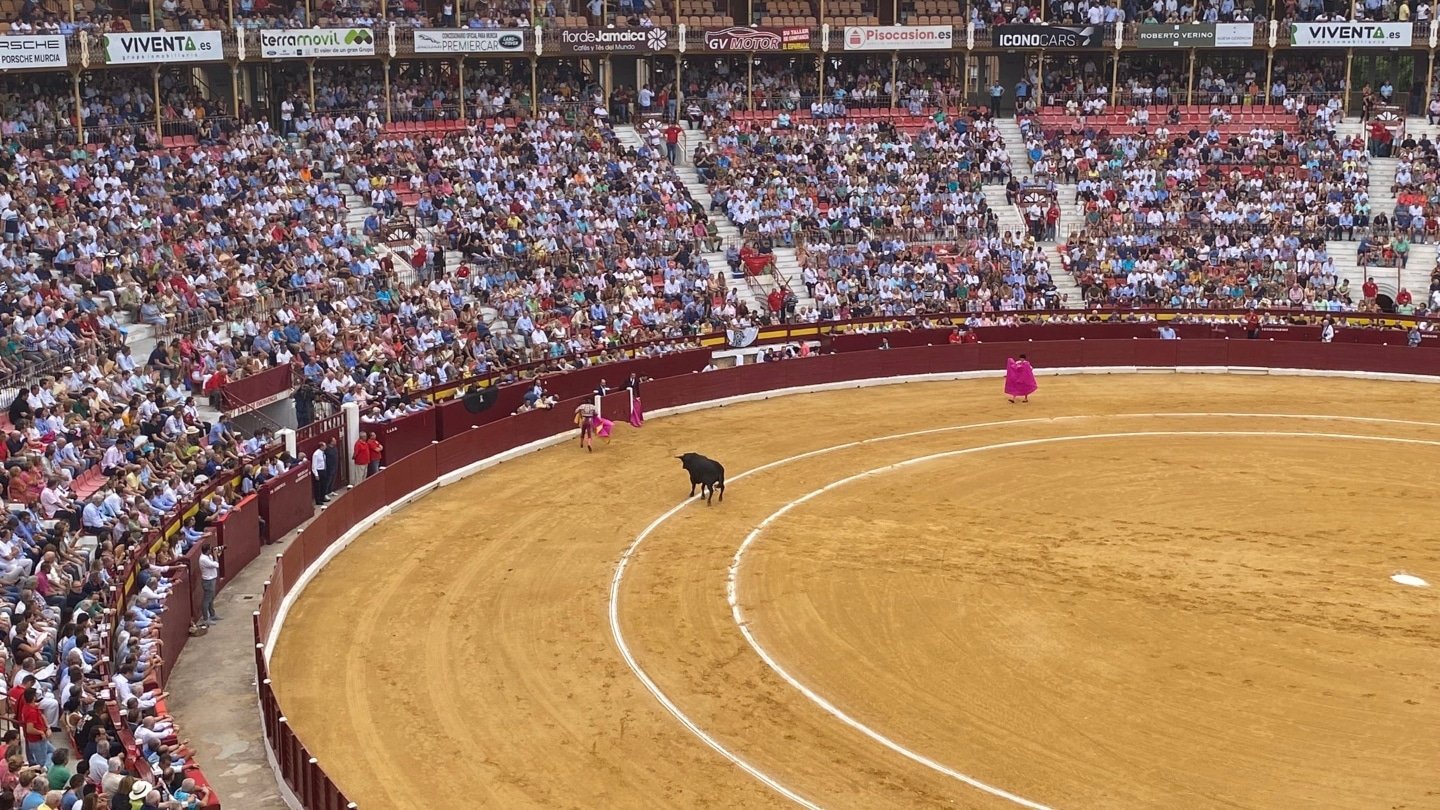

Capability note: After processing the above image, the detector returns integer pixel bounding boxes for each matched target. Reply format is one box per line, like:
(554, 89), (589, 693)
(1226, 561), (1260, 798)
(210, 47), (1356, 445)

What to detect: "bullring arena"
(262, 365), (1440, 810)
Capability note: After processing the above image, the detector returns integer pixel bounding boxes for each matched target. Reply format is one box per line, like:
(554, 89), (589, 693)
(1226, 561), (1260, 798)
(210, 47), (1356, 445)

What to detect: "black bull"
(676, 453), (726, 505)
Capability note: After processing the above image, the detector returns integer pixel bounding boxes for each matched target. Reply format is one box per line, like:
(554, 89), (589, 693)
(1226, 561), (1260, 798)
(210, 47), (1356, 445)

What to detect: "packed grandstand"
(0, 5), (1435, 808)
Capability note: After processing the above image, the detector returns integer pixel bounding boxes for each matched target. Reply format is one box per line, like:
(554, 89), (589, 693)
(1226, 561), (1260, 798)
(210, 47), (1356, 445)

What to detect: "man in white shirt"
(88, 741), (111, 787)
(311, 441), (330, 505)
(198, 544), (221, 625)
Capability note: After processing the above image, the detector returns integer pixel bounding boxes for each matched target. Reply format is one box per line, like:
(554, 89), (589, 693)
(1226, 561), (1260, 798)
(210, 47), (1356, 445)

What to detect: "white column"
(342, 401), (362, 483)
(278, 428), (297, 460)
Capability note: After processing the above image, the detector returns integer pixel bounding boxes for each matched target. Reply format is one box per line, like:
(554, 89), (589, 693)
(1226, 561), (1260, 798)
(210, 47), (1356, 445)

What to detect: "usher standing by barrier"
(199, 544), (221, 626)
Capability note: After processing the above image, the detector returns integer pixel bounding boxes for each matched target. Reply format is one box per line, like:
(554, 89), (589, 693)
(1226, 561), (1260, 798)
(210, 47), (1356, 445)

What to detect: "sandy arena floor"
(268, 375), (1440, 810)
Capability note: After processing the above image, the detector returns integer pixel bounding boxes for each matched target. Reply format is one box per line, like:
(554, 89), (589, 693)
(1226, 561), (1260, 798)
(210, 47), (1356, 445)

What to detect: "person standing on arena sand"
(626, 373), (645, 427)
(1005, 355), (1037, 404)
(575, 401), (599, 452)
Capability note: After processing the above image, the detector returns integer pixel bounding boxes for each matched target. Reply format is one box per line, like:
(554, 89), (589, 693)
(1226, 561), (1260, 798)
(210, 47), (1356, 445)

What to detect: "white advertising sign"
(842, 25), (954, 51)
(0, 35), (67, 69)
(1289, 22), (1412, 47)
(103, 31), (222, 64)
(260, 28), (377, 58)
(413, 29), (525, 53)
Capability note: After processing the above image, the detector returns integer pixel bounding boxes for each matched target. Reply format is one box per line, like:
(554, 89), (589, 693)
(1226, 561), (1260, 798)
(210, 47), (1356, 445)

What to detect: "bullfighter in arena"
(575, 401), (599, 452)
(1005, 355), (1037, 404)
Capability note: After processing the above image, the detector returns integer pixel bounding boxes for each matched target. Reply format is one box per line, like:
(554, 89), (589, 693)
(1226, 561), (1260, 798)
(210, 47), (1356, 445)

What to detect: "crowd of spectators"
(677, 58), (965, 120)
(793, 229), (1065, 319)
(696, 112), (1012, 246)
(1033, 55), (1348, 112)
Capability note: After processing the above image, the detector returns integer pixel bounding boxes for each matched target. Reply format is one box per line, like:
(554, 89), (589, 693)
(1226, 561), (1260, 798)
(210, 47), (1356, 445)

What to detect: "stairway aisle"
(992, 117), (1031, 179)
(770, 246), (817, 312)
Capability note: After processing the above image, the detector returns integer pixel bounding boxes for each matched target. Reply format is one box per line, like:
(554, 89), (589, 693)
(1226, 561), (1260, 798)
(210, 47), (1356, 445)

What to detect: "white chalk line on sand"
(610, 414), (1440, 809)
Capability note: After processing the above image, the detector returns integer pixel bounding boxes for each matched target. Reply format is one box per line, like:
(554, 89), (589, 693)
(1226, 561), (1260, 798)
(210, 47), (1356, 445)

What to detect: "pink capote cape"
(596, 416), (615, 438)
(1004, 357), (1038, 397)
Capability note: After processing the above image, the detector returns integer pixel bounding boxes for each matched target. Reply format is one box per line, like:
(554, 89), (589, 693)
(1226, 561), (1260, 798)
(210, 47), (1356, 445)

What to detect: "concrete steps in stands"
(982, 185), (1028, 239)
(1401, 242), (1436, 298)
(771, 246), (817, 313)
(613, 124), (644, 151)
(993, 117), (1032, 179)
(1369, 156), (1399, 220)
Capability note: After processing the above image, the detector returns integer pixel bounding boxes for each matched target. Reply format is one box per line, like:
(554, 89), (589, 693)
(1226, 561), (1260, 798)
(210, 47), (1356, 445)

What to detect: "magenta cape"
(596, 417), (615, 438)
(629, 395), (644, 428)
(1005, 358), (1038, 397)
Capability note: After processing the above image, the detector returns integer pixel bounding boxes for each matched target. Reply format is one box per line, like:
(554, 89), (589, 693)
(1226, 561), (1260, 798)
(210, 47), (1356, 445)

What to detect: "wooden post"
(457, 57), (466, 120)
(1186, 48), (1196, 106)
(307, 59), (316, 113)
(383, 58), (392, 124)
(1427, 48), (1436, 116)
(152, 66), (161, 137)
(1344, 48), (1354, 116)
(747, 58), (754, 108)
(530, 56), (538, 116)
(1036, 52), (1044, 110)
(232, 64), (241, 121)
(72, 70), (83, 142)
(1264, 47), (1274, 105)
(1109, 52), (1118, 107)
(890, 51), (898, 108)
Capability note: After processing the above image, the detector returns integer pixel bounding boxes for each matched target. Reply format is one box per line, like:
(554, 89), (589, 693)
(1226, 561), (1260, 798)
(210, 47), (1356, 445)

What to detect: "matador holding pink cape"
(1005, 355), (1037, 403)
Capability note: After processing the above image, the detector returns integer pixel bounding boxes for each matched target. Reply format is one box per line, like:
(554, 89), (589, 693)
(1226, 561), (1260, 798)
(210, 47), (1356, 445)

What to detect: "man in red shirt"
(352, 435), (372, 482)
(663, 122), (683, 164)
(767, 288), (784, 320)
(366, 434), (383, 478)
(17, 686), (48, 765)
(1362, 277), (1378, 304)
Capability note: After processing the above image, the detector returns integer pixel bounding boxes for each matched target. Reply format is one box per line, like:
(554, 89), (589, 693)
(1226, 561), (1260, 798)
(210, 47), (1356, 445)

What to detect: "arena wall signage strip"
(842, 24), (953, 51)
(1134, 22), (1255, 47)
(260, 28), (376, 58)
(413, 29), (525, 54)
(991, 24), (1102, 48)
(1289, 21), (1412, 47)
(103, 31), (222, 64)
(557, 27), (670, 54)
(0, 35), (67, 69)
(702, 26), (810, 51)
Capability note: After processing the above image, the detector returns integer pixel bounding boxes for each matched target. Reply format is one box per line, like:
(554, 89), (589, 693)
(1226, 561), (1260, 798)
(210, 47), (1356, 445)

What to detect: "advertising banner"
(1134, 22), (1255, 47)
(556, 27), (671, 53)
(842, 25), (954, 51)
(413, 29), (525, 53)
(1289, 21), (1412, 47)
(702, 26), (810, 51)
(992, 24), (1102, 48)
(103, 31), (222, 64)
(260, 28), (376, 58)
(0, 35), (67, 69)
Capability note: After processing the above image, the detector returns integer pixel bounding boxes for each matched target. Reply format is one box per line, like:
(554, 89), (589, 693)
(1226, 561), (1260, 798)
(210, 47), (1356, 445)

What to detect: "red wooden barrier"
(215, 495), (262, 588)
(219, 364), (293, 412)
(259, 465), (316, 544)
(361, 407), (435, 466)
